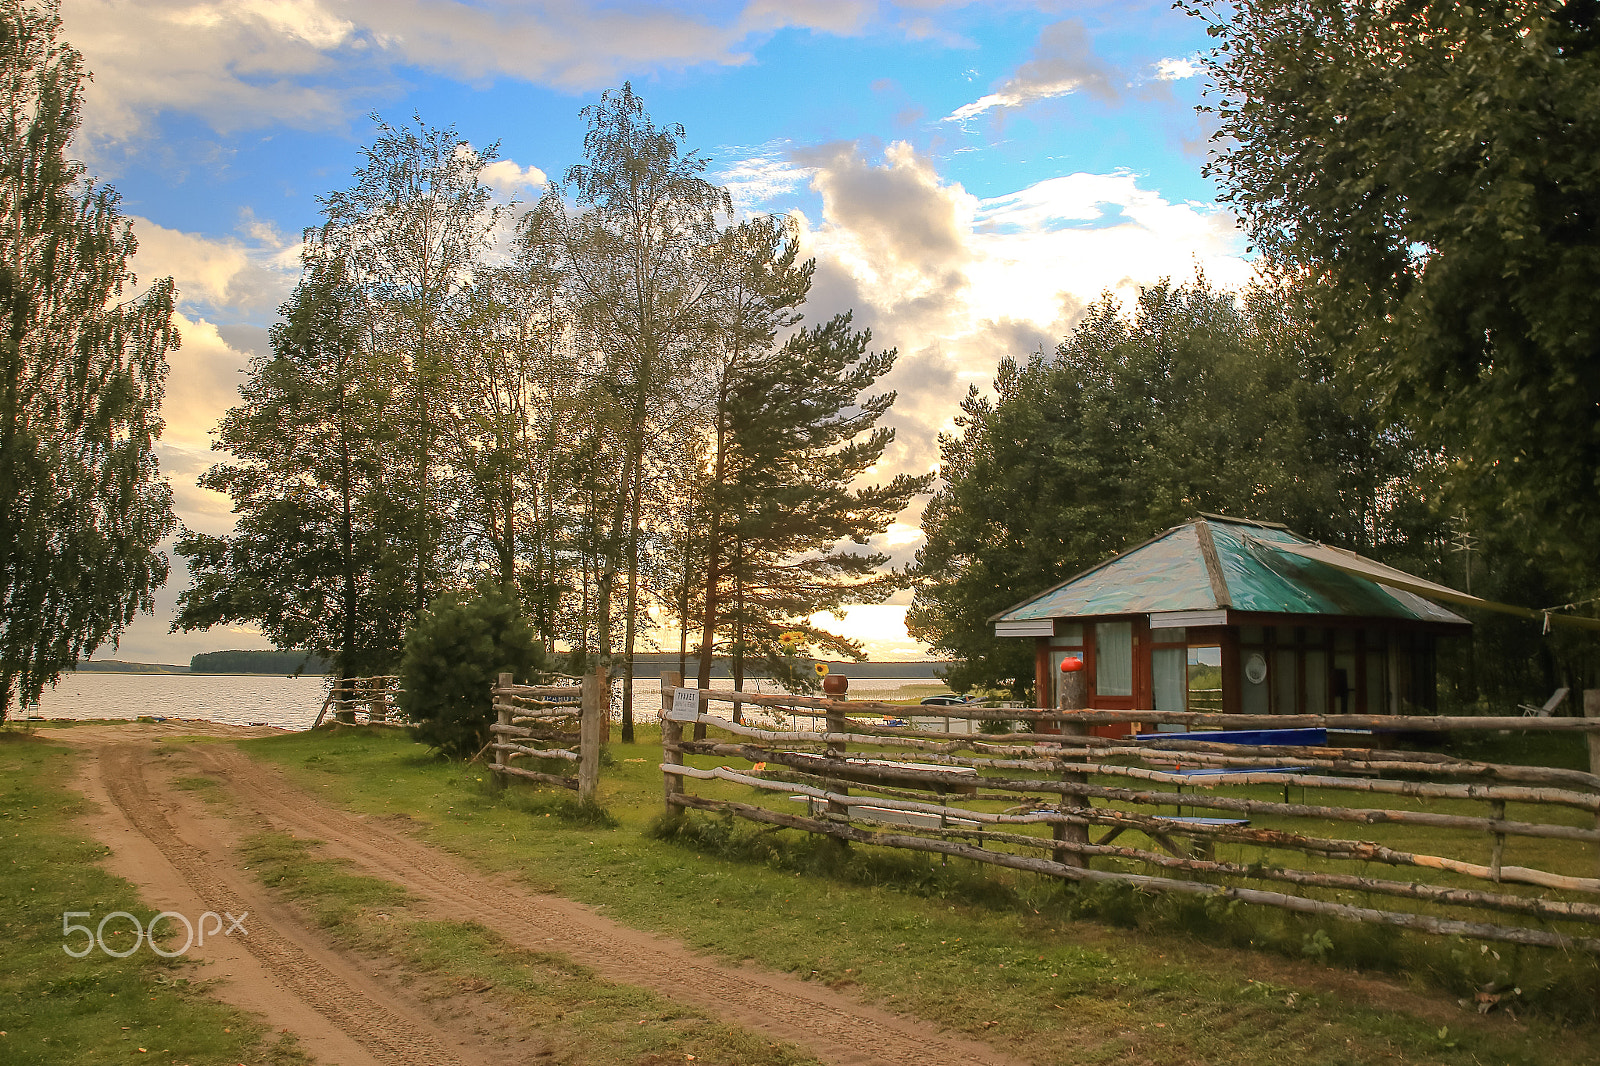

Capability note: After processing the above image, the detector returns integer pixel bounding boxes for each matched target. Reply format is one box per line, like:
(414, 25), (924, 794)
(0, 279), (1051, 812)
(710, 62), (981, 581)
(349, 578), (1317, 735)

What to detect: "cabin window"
(1187, 645), (1223, 711)
(1274, 649), (1299, 712)
(1366, 650), (1388, 714)
(1095, 621), (1133, 697)
(1051, 623), (1083, 646)
(1152, 647), (1186, 711)
(1304, 649), (1328, 713)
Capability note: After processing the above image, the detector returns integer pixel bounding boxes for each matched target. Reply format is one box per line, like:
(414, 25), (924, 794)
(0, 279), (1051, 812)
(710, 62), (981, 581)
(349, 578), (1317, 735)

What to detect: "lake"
(25, 672), (952, 732)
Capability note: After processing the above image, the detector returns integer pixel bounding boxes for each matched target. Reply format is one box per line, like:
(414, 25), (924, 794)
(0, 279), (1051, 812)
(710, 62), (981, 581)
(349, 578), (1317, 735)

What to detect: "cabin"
(991, 516), (1470, 724)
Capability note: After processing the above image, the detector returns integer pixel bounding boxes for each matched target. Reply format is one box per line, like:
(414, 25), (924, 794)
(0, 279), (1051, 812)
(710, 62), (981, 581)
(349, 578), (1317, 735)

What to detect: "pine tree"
(709, 313), (932, 694)
(0, 0), (177, 718)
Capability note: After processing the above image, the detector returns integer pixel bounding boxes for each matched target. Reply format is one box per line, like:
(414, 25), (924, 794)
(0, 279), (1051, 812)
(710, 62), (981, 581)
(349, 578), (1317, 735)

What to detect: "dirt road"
(66, 724), (1022, 1066)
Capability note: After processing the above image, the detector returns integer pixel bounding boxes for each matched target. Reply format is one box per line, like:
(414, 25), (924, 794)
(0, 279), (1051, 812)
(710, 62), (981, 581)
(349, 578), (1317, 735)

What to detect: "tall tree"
(1190, 0), (1600, 573)
(0, 0), (177, 718)
(317, 116), (502, 613)
(711, 313), (933, 694)
(908, 276), (1431, 698)
(534, 83), (729, 740)
(173, 261), (413, 678)
(693, 214), (813, 692)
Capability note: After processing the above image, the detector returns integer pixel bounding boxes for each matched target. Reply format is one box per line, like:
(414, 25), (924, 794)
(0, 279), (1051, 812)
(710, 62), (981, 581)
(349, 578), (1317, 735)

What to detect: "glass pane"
(1333, 653), (1357, 713)
(1274, 649), (1298, 713)
(1052, 623), (1083, 646)
(1152, 648), (1186, 712)
(1095, 621), (1133, 697)
(1304, 650), (1327, 714)
(1187, 645), (1223, 712)
(1152, 627), (1186, 644)
(1366, 651), (1387, 714)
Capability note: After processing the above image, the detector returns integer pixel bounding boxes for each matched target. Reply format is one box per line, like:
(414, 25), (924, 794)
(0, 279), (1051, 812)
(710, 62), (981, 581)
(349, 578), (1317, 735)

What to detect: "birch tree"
(534, 83), (729, 740)
(0, 0), (177, 717)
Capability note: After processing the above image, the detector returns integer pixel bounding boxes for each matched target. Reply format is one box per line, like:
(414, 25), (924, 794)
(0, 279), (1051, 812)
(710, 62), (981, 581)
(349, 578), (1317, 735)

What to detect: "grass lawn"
(0, 731), (308, 1066)
(235, 723), (1600, 1066)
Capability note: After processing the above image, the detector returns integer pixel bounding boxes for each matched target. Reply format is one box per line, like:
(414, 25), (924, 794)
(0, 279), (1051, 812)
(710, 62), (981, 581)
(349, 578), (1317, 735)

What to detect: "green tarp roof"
(993, 517), (1469, 626)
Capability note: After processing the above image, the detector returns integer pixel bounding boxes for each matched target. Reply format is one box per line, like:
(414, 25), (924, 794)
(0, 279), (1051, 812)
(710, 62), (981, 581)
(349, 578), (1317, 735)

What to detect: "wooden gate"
(492, 671), (605, 803)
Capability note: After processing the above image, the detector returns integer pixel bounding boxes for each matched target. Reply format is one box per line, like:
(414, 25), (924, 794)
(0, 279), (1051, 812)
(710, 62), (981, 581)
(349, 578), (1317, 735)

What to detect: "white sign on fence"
(669, 687), (701, 723)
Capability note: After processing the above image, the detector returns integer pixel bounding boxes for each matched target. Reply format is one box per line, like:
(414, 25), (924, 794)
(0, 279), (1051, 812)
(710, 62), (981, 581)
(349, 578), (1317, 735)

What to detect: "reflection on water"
(27, 672), (943, 732)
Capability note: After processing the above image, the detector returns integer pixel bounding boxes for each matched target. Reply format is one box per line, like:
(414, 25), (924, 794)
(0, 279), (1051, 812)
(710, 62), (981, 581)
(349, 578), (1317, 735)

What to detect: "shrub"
(399, 587), (549, 759)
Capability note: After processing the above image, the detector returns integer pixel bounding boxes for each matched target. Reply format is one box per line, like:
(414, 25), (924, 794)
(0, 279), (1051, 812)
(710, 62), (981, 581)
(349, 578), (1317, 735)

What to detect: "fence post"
(579, 669), (603, 804)
(1053, 663), (1090, 869)
(824, 674), (849, 817)
(1587, 690), (1600, 873)
(661, 671), (684, 813)
(493, 672), (511, 788)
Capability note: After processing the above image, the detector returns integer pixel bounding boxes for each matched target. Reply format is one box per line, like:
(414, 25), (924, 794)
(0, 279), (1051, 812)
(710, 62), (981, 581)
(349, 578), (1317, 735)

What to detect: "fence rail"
(492, 671), (604, 802)
(658, 673), (1600, 954)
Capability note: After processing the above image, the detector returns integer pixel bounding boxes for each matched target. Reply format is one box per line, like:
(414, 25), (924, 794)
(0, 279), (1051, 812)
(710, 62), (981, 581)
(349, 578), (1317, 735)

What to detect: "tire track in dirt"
(97, 742), (490, 1066)
(187, 744), (1025, 1066)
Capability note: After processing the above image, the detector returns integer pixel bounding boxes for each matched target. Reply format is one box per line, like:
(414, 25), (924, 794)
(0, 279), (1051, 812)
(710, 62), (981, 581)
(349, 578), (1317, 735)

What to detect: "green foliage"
(707, 310), (933, 691)
(400, 587), (549, 759)
(173, 261), (415, 677)
(0, 1), (177, 719)
(1192, 0), (1600, 576)
(908, 275), (1432, 696)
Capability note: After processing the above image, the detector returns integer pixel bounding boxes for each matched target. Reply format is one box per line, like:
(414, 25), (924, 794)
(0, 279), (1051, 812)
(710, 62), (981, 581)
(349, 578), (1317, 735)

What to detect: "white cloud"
(129, 215), (300, 318)
(161, 313), (252, 454)
(791, 141), (1249, 493)
(481, 159), (549, 195)
(808, 604), (927, 661)
(944, 19), (1120, 123)
(1155, 55), (1201, 81)
(715, 142), (816, 211)
(61, 0), (984, 138)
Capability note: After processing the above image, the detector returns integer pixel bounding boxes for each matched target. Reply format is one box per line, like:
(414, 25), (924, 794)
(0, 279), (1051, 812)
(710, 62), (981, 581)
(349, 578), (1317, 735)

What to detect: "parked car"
(919, 694), (972, 706)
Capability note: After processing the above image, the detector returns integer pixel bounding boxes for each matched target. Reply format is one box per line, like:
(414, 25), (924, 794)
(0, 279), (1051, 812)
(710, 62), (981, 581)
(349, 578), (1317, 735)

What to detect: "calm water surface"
(29, 673), (942, 732)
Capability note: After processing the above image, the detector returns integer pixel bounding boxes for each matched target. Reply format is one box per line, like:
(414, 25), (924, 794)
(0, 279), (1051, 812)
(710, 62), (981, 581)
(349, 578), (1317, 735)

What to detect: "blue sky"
(65, 0), (1252, 664)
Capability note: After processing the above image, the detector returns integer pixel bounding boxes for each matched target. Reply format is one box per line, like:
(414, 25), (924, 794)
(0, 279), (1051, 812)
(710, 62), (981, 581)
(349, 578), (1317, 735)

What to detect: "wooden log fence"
(313, 676), (403, 727)
(491, 671), (604, 803)
(659, 679), (1600, 955)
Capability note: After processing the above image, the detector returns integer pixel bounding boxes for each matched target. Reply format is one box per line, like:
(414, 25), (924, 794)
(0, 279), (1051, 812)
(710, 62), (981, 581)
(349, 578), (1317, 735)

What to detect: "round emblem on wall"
(1244, 652), (1268, 685)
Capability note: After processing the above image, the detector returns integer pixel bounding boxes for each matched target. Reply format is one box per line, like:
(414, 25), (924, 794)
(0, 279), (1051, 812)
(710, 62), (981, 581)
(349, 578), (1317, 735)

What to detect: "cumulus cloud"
(481, 158), (549, 195)
(1155, 55), (1202, 81)
(61, 0), (982, 138)
(945, 19), (1120, 122)
(788, 140), (1250, 502)
(129, 215), (300, 318)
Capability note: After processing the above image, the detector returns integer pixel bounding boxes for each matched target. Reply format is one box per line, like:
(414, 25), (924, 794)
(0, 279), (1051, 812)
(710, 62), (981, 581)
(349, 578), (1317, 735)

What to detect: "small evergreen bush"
(400, 587), (549, 759)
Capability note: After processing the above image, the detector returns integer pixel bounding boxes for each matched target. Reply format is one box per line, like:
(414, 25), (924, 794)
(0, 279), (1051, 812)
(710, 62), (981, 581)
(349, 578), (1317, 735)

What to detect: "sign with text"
(669, 687), (701, 722)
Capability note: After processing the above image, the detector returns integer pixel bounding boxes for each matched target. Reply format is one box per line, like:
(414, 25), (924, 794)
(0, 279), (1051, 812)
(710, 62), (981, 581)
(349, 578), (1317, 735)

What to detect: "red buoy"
(1060, 656), (1083, 673)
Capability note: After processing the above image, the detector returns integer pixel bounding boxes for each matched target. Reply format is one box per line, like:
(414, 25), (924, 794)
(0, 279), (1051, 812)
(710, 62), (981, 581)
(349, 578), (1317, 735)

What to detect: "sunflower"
(778, 630), (804, 647)
(814, 662), (829, 677)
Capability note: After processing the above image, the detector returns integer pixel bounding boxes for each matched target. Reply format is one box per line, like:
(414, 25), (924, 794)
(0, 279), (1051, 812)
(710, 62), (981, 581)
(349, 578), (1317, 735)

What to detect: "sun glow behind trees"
(173, 86), (927, 733)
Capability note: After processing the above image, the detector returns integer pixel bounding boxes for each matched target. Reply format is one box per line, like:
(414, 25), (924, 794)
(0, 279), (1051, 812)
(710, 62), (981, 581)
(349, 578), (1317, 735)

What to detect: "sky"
(68, 0), (1254, 665)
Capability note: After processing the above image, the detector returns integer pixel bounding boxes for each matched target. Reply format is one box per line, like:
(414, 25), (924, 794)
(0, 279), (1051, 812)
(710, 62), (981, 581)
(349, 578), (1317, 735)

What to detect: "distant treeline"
(190, 650), (332, 675)
(72, 660), (187, 674)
